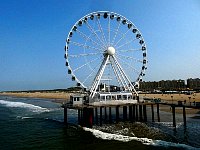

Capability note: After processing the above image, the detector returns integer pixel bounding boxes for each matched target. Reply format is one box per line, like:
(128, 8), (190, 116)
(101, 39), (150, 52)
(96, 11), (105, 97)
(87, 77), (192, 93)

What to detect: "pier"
(62, 99), (200, 128)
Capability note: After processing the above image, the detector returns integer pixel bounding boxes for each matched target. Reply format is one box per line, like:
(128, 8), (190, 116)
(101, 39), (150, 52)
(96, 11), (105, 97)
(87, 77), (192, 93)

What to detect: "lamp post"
(188, 96), (191, 106)
(171, 96), (173, 104)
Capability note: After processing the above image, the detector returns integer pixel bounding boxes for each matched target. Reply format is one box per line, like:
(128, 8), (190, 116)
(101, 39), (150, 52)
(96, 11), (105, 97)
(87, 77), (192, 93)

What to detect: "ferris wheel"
(64, 11), (147, 98)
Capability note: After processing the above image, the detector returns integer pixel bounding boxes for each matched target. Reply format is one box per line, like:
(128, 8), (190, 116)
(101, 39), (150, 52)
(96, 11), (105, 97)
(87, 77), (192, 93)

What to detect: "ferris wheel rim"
(65, 11), (147, 90)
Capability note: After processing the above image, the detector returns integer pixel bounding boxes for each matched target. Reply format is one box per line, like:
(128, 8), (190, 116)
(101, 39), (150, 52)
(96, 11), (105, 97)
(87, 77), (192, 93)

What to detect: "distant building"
(139, 81), (158, 92)
(158, 79), (185, 91)
(187, 78), (200, 90)
(93, 78), (200, 92)
(139, 79), (186, 92)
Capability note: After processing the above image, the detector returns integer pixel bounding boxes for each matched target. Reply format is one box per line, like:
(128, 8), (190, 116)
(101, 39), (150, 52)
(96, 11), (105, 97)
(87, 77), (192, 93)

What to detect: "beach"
(141, 93), (200, 103)
(141, 93), (200, 114)
(0, 92), (71, 103)
(1, 92), (200, 102)
(1, 92), (200, 114)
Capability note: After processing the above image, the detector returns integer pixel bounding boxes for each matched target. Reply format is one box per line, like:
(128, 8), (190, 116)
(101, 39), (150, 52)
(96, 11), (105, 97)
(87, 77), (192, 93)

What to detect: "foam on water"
(155, 122), (183, 128)
(0, 100), (49, 113)
(16, 116), (34, 119)
(83, 127), (198, 150)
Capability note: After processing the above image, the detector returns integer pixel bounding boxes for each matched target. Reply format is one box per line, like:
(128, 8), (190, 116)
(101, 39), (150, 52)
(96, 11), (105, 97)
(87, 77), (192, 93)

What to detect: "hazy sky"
(0, 0), (200, 91)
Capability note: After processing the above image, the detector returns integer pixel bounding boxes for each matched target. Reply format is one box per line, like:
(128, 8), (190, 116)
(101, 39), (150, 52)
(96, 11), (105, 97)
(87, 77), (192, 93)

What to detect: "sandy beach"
(141, 93), (200, 103)
(1, 92), (200, 103)
(0, 92), (71, 103)
(1, 92), (200, 114)
(141, 93), (200, 114)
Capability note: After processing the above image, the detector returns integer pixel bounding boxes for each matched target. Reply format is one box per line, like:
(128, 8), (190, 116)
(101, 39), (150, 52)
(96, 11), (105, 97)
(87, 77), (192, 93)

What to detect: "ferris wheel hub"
(106, 46), (115, 56)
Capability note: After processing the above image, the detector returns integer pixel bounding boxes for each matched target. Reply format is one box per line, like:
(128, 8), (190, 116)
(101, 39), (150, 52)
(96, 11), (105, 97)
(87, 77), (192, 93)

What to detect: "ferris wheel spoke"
(108, 14), (111, 46)
(76, 29), (105, 50)
(82, 58), (104, 84)
(110, 57), (129, 89)
(115, 38), (137, 49)
(116, 54), (143, 63)
(111, 21), (121, 45)
(70, 41), (103, 52)
(113, 29), (130, 47)
(69, 52), (103, 58)
(72, 57), (102, 72)
(85, 21), (106, 49)
(110, 58), (125, 89)
(112, 55), (135, 91)
(115, 55), (141, 75)
(96, 17), (108, 47)
(90, 56), (110, 98)
(117, 48), (142, 53)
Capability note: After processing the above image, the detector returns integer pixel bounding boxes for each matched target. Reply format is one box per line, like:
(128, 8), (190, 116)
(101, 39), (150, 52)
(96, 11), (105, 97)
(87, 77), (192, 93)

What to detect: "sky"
(0, 0), (200, 91)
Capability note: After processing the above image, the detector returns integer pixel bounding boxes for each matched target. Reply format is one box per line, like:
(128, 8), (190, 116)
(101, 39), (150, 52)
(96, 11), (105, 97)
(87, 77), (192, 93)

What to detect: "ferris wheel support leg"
(112, 57), (129, 91)
(110, 59), (125, 91)
(90, 57), (107, 93)
(113, 55), (138, 96)
(112, 56), (132, 91)
(90, 56), (110, 98)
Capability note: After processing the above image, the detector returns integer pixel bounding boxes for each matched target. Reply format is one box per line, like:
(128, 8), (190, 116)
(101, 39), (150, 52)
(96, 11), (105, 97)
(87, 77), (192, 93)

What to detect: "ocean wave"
(16, 116), (34, 119)
(154, 122), (183, 128)
(45, 118), (63, 123)
(83, 127), (198, 150)
(0, 100), (49, 113)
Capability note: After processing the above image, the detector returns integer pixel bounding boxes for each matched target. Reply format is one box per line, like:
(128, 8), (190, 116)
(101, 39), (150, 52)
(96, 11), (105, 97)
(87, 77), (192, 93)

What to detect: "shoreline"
(1, 92), (200, 101)
(1, 92), (200, 114)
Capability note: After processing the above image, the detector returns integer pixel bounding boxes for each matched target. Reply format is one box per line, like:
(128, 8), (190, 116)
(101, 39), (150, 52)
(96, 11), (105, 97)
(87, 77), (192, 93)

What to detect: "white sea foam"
(20, 116), (34, 119)
(16, 116), (34, 119)
(155, 122), (183, 129)
(0, 100), (49, 113)
(83, 127), (198, 150)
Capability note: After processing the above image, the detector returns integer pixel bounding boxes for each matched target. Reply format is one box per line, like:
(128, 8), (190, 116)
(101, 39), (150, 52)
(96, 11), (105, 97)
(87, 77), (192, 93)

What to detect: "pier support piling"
(90, 108), (93, 127)
(82, 108), (93, 128)
(183, 106), (186, 127)
(135, 105), (138, 121)
(123, 106), (127, 121)
(64, 107), (67, 125)
(143, 105), (147, 122)
(157, 103), (160, 122)
(100, 106), (103, 126)
(139, 105), (143, 121)
(104, 107), (107, 123)
(78, 109), (81, 125)
(172, 105), (176, 128)
(151, 104), (154, 122)
(95, 107), (98, 125)
(133, 104), (135, 121)
(116, 106), (119, 123)
(129, 105), (133, 122)
(109, 107), (112, 123)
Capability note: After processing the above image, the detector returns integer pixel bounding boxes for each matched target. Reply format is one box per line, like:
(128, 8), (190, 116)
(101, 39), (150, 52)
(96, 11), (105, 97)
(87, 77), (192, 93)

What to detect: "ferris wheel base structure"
(67, 91), (145, 107)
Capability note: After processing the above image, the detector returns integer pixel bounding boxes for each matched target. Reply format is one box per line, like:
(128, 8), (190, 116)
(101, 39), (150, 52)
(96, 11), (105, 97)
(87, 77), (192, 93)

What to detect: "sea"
(0, 95), (200, 150)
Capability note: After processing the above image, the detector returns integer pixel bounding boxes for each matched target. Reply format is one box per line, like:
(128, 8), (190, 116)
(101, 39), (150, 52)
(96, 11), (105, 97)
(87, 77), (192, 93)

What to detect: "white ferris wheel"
(64, 11), (147, 99)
